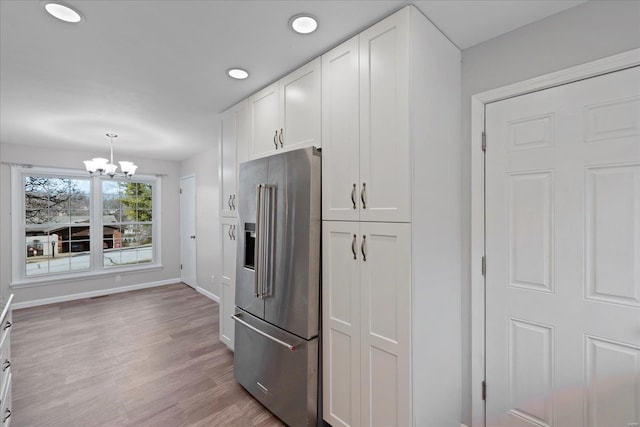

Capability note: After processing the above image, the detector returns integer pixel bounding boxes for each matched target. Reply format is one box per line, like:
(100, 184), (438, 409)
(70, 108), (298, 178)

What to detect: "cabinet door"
(360, 222), (411, 427)
(250, 82), (280, 159)
(236, 100), (250, 164)
(280, 57), (321, 153)
(321, 37), (360, 222)
(322, 221), (361, 427)
(359, 8), (411, 223)
(220, 218), (237, 349)
(221, 104), (239, 217)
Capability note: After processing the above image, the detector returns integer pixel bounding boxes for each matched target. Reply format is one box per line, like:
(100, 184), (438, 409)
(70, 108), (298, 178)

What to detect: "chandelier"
(83, 133), (138, 178)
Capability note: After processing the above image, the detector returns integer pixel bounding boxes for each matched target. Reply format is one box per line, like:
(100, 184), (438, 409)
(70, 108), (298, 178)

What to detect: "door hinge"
(482, 380), (486, 400)
(481, 131), (487, 152)
(180, 264), (182, 270)
(482, 256), (486, 276)
(179, 188), (182, 194)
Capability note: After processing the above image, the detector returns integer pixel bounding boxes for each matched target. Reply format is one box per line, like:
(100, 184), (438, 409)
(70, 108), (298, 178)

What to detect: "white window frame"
(11, 165), (163, 287)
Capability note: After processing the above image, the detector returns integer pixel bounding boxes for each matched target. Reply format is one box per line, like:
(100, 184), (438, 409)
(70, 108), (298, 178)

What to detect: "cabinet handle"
(351, 184), (357, 209)
(2, 322), (10, 331)
(361, 235), (367, 262)
(231, 194), (236, 209)
(273, 130), (278, 149)
(2, 359), (9, 372)
(360, 183), (367, 209)
(351, 234), (357, 260)
(232, 225), (236, 240)
(279, 128), (284, 148)
(228, 195), (232, 209)
(228, 226), (233, 240)
(2, 408), (10, 423)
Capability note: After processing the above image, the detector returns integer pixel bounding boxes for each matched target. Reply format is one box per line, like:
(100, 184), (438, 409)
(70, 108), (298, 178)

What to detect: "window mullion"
(90, 176), (103, 272)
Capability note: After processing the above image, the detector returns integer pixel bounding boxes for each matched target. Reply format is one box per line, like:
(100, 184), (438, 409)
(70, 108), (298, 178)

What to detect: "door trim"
(180, 174), (197, 287)
(470, 48), (640, 426)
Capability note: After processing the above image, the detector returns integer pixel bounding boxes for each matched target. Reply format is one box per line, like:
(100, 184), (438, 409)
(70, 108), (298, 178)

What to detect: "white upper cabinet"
(249, 58), (321, 159)
(220, 100), (248, 218)
(322, 9), (412, 223)
(249, 83), (280, 159)
(321, 36), (361, 222)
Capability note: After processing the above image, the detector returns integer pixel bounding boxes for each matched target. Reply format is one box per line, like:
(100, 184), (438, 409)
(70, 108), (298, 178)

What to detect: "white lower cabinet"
(219, 218), (237, 350)
(0, 296), (12, 427)
(322, 221), (410, 427)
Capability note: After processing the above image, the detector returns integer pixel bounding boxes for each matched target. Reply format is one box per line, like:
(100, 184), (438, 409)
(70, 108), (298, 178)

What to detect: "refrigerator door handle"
(255, 184), (275, 299)
(232, 314), (299, 351)
(261, 184), (275, 298)
(255, 185), (264, 297)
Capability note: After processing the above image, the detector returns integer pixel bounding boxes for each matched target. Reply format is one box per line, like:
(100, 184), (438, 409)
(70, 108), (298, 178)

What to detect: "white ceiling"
(0, 0), (585, 161)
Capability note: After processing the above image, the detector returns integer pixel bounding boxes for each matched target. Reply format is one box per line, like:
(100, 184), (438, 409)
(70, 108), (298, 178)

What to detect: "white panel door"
(250, 82), (279, 159)
(322, 221), (361, 427)
(280, 57), (321, 153)
(220, 104), (238, 217)
(321, 36), (361, 222)
(485, 66), (640, 426)
(359, 7), (411, 223)
(220, 217), (237, 349)
(179, 175), (197, 287)
(360, 222), (411, 427)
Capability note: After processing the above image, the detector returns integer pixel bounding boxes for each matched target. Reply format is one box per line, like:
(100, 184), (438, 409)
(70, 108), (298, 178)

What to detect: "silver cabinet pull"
(351, 234), (357, 260)
(232, 314), (300, 351)
(231, 194), (236, 209)
(361, 183), (367, 209)
(2, 322), (10, 331)
(2, 359), (9, 372)
(231, 225), (236, 240)
(190, 235), (196, 239)
(361, 235), (367, 262)
(273, 130), (278, 149)
(351, 184), (357, 209)
(228, 225), (233, 240)
(279, 128), (284, 147)
(228, 195), (232, 209)
(2, 408), (10, 423)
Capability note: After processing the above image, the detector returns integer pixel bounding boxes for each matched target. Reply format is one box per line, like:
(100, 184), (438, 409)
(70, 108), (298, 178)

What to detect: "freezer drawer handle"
(232, 314), (299, 351)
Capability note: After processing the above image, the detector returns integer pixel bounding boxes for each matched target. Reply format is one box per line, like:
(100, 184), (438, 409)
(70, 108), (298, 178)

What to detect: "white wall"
(0, 142), (181, 305)
(179, 136), (221, 298)
(459, 1), (640, 424)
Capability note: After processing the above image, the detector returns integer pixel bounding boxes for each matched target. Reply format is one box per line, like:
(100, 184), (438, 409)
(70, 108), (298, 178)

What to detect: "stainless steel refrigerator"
(232, 146), (321, 426)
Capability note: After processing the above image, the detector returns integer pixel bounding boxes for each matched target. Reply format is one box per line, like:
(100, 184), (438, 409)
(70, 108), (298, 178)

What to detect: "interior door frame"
(470, 48), (640, 426)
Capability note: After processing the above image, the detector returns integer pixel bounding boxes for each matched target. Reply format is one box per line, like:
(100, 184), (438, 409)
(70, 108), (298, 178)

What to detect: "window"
(102, 181), (153, 268)
(24, 175), (91, 276)
(12, 166), (161, 285)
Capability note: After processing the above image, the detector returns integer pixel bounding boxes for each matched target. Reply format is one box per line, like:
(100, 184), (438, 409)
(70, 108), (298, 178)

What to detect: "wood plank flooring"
(11, 283), (284, 427)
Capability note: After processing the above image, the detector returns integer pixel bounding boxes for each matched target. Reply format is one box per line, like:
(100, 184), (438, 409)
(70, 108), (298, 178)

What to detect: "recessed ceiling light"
(227, 68), (249, 80)
(43, 2), (83, 23)
(289, 14), (318, 34)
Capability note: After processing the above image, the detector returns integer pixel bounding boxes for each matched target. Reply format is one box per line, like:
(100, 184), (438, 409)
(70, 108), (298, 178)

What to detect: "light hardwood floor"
(11, 283), (284, 426)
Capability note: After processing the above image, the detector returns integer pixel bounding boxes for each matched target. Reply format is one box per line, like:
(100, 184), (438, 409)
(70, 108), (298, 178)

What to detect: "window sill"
(10, 264), (164, 288)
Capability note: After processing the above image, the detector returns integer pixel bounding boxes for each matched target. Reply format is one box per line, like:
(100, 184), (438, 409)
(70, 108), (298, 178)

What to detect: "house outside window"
(11, 166), (161, 286)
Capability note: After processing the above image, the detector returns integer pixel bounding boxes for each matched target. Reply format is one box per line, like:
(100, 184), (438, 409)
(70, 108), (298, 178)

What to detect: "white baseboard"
(12, 278), (181, 309)
(195, 286), (220, 303)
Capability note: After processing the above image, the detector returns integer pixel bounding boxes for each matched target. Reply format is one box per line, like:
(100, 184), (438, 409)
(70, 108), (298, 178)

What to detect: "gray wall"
(0, 142), (182, 304)
(460, 1), (640, 424)
(179, 140), (221, 298)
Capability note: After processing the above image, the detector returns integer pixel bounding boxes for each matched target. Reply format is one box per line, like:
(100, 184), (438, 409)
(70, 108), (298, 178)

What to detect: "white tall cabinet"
(218, 100), (248, 351)
(322, 6), (461, 426)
